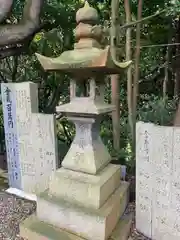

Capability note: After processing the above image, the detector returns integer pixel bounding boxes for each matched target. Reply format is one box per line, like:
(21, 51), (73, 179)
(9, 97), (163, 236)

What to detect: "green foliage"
(168, 0), (180, 16)
(138, 95), (177, 125)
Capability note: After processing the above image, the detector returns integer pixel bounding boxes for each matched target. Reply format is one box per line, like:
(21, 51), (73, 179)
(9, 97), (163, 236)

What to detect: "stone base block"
(110, 213), (133, 240)
(34, 182), (129, 240)
(20, 212), (133, 240)
(6, 187), (37, 201)
(49, 164), (121, 209)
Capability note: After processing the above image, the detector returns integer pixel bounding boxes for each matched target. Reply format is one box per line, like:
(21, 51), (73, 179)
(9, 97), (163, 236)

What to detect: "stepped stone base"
(49, 164), (121, 209)
(20, 182), (129, 240)
(20, 211), (133, 240)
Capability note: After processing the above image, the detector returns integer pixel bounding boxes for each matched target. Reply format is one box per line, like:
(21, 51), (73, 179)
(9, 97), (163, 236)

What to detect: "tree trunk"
(124, 0), (133, 143)
(111, 75), (120, 151)
(132, 0), (143, 151)
(174, 17), (180, 98)
(110, 0), (120, 153)
(0, 0), (44, 47)
(174, 102), (180, 126)
(0, 0), (13, 22)
(163, 48), (169, 98)
(163, 20), (173, 98)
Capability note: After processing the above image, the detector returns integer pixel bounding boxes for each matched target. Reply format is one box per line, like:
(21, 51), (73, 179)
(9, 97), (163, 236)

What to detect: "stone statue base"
(48, 164), (121, 209)
(20, 165), (131, 240)
(20, 212), (132, 240)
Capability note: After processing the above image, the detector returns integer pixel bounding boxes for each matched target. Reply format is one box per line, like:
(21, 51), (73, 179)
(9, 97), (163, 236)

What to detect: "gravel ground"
(0, 191), (149, 240)
(0, 191), (36, 240)
(126, 203), (151, 240)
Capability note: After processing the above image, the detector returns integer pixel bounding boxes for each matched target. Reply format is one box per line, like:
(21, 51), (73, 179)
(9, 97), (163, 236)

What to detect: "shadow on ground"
(0, 174), (8, 190)
(0, 154), (8, 190)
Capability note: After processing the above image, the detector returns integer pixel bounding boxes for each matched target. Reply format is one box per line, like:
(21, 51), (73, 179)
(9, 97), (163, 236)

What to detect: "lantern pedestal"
(20, 180), (131, 240)
(20, 211), (132, 240)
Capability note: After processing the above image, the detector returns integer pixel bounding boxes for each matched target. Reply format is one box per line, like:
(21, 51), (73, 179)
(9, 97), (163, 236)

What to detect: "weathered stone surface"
(110, 213), (133, 240)
(61, 116), (111, 175)
(35, 2), (131, 75)
(20, 212), (132, 240)
(48, 164), (121, 209)
(76, 1), (99, 25)
(35, 182), (129, 240)
(20, 215), (82, 240)
(151, 125), (174, 240)
(1, 82), (58, 195)
(136, 121), (154, 237)
(36, 46), (131, 75)
(20, 182), (129, 240)
(1, 82), (38, 189)
(136, 121), (180, 239)
(56, 97), (115, 115)
(25, 113), (58, 194)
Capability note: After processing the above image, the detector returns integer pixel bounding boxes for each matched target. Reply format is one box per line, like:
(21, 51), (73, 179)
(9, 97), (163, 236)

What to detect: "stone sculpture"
(20, 2), (132, 240)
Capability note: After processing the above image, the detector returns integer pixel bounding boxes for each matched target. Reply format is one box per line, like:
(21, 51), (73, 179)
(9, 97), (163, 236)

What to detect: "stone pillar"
(1, 82), (58, 200)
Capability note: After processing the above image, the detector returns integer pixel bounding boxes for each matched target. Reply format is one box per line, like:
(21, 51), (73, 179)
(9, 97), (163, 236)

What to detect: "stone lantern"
(20, 2), (132, 240)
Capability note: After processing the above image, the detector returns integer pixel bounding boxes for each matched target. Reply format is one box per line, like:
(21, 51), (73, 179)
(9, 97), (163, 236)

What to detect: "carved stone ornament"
(36, 1), (131, 76)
